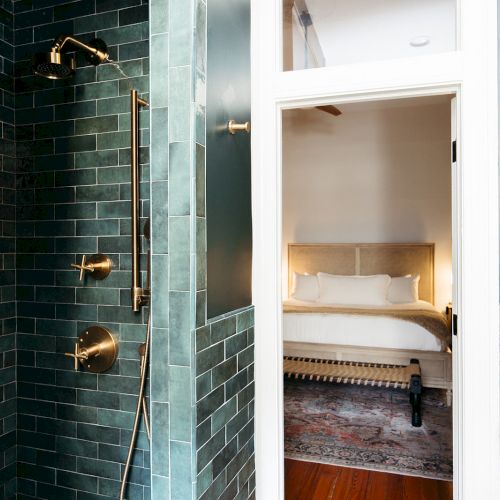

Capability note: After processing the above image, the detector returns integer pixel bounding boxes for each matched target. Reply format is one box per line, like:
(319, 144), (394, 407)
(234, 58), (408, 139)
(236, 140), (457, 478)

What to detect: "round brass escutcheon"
(78, 326), (118, 373)
(86, 254), (112, 280)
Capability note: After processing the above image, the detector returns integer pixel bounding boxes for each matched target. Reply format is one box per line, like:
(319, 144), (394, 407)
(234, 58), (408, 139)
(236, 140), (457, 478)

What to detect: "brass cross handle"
(228, 119), (251, 135)
(64, 341), (89, 371)
(71, 255), (93, 280)
(70, 254), (112, 281)
(64, 327), (117, 373)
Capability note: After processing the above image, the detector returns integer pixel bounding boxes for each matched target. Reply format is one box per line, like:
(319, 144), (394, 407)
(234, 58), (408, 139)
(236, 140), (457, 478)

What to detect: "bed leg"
(409, 359), (422, 427)
(446, 389), (452, 407)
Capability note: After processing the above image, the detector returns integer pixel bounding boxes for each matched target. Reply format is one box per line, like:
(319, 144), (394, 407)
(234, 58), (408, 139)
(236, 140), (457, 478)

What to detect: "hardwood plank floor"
(285, 459), (453, 500)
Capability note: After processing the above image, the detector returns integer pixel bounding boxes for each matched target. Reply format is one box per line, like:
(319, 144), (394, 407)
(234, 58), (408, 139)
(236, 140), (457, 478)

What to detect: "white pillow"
(291, 272), (319, 302)
(387, 274), (420, 304)
(317, 273), (390, 306)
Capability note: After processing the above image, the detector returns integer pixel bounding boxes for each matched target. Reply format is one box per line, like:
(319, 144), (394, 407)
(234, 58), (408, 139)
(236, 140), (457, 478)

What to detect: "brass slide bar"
(131, 89), (149, 311)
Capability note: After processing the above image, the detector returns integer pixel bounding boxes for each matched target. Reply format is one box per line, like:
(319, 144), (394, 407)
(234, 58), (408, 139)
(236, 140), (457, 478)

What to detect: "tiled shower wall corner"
(150, 0), (198, 496)
(13, 1), (151, 498)
(149, 0), (255, 498)
(0, 1), (16, 498)
(195, 309), (255, 500)
(193, 0), (255, 497)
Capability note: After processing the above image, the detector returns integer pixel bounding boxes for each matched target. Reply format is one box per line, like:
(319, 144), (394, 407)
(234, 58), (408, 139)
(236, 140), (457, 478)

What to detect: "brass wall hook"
(71, 254), (112, 281)
(228, 119), (251, 135)
(64, 326), (118, 373)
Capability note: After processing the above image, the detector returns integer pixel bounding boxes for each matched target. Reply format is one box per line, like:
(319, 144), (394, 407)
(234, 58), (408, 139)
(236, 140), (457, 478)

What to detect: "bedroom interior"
(281, 95), (454, 497)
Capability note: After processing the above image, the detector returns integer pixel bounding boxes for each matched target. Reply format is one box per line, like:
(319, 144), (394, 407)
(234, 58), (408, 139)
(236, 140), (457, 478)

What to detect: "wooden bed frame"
(283, 243), (452, 404)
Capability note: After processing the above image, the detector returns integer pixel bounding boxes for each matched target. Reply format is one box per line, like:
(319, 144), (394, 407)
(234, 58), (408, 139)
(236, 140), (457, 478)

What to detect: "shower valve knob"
(64, 327), (118, 373)
(71, 254), (112, 281)
(64, 341), (89, 371)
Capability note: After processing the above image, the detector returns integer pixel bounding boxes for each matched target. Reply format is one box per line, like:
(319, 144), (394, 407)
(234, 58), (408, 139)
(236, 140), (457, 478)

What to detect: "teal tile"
(75, 150), (119, 169)
(151, 181), (168, 254)
(169, 141), (190, 216)
(237, 308), (254, 333)
(76, 184), (120, 202)
(196, 290), (206, 328)
(150, 34), (169, 109)
(170, 441), (194, 500)
(96, 131), (130, 150)
(74, 11), (118, 33)
(119, 40), (149, 61)
(169, 216), (190, 255)
(74, 116), (119, 135)
(151, 402), (169, 476)
(195, 144), (205, 217)
(76, 288), (120, 306)
(196, 217), (206, 291)
(119, 75), (150, 96)
(55, 135), (97, 154)
(151, 108), (169, 181)
(195, 0), (207, 74)
(151, 254), (169, 328)
(152, 474), (170, 499)
(76, 81), (119, 102)
(169, 291), (191, 366)
(76, 219), (120, 236)
(169, 66), (191, 142)
(151, 0), (169, 35)
(170, 252), (190, 292)
(169, 366), (191, 441)
(196, 463), (212, 498)
(97, 409), (134, 430)
(151, 327), (169, 402)
(97, 96), (130, 116)
(97, 22), (148, 46)
(169, 0), (192, 67)
(97, 165), (129, 184)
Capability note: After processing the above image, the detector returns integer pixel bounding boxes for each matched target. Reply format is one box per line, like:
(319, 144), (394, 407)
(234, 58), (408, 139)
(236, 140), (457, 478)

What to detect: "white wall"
(282, 97), (452, 311)
(298, 0), (456, 68)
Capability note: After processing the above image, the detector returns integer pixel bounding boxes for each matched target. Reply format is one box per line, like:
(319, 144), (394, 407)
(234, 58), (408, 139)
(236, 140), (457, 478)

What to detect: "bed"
(283, 243), (452, 404)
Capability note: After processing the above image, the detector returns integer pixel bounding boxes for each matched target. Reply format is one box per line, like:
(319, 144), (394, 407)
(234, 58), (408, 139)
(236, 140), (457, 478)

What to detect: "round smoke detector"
(410, 36), (430, 47)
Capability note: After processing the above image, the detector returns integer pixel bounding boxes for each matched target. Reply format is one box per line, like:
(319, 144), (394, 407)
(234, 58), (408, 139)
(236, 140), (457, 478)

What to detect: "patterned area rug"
(284, 378), (452, 480)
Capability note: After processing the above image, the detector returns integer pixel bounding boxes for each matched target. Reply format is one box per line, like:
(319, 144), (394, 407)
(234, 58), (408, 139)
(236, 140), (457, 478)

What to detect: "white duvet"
(283, 299), (444, 352)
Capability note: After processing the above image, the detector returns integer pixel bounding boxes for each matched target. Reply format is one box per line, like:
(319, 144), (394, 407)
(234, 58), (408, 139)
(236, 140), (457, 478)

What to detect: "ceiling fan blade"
(315, 105), (342, 116)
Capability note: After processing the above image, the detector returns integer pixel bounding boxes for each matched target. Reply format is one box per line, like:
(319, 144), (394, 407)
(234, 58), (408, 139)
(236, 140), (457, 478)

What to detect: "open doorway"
(281, 95), (454, 498)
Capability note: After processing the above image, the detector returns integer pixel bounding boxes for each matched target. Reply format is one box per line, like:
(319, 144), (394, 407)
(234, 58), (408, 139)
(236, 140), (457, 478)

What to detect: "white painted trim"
(251, 1), (499, 499)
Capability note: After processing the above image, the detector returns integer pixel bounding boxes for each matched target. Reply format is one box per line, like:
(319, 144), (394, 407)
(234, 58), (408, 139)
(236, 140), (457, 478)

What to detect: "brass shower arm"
(51, 35), (109, 63)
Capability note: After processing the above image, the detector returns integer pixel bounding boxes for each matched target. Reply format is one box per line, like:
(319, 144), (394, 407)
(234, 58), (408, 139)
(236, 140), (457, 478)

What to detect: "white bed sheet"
(283, 299), (444, 352)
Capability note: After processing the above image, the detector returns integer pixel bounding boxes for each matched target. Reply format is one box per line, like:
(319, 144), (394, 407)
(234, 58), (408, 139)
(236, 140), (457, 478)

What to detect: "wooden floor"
(285, 459), (453, 500)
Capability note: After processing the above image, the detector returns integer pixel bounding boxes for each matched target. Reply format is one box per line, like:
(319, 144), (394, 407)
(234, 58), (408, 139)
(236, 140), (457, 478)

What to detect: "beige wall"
(282, 97), (452, 311)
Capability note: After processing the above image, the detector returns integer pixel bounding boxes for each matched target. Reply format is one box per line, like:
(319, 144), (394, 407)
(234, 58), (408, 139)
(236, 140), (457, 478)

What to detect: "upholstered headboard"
(288, 243), (435, 304)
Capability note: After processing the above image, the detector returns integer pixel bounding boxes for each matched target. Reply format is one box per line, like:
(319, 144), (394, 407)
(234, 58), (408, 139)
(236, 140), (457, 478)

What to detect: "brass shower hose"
(120, 312), (151, 499)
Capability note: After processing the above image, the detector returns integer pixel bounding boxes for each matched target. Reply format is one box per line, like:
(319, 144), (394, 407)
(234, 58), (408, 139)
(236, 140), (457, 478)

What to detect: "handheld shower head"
(32, 35), (109, 79)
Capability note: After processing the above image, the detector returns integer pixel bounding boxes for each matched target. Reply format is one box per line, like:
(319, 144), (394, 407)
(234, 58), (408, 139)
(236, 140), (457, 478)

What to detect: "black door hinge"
(452, 313), (458, 336)
(452, 140), (457, 163)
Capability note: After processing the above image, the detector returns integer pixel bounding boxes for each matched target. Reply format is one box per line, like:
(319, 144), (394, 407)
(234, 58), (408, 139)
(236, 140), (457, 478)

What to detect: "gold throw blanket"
(283, 304), (451, 350)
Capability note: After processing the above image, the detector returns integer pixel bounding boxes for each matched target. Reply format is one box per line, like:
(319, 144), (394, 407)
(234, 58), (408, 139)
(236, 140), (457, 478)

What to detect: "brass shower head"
(32, 35), (109, 80)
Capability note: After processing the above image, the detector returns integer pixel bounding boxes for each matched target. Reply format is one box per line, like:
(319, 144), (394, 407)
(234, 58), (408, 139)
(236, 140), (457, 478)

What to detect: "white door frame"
(251, 1), (499, 500)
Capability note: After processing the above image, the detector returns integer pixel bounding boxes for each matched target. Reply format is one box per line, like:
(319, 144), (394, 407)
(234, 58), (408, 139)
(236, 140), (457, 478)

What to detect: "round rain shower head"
(32, 51), (76, 80)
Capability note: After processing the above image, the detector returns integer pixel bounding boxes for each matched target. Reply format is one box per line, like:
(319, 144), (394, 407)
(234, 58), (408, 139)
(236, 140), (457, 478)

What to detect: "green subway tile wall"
(0, 1), (16, 498)
(149, 0), (255, 498)
(13, 0), (151, 498)
(0, 0), (255, 497)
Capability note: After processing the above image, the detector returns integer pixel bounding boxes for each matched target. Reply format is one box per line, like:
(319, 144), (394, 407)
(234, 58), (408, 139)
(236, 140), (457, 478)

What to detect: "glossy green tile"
(169, 141), (190, 216)
(169, 66), (191, 142)
(169, 291), (191, 366)
(169, 365), (191, 441)
(151, 402), (169, 476)
(150, 33), (169, 109)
